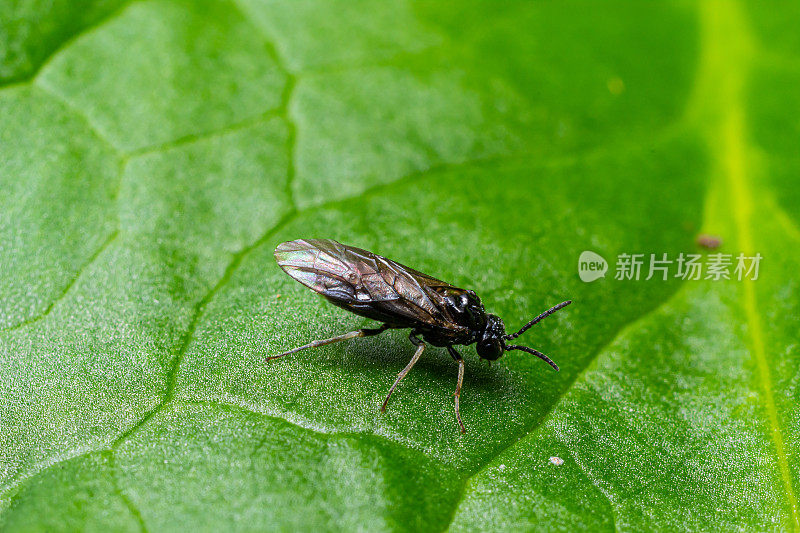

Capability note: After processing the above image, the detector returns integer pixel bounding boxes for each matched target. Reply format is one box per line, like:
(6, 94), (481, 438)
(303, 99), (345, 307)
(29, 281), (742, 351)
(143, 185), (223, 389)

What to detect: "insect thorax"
(429, 288), (488, 346)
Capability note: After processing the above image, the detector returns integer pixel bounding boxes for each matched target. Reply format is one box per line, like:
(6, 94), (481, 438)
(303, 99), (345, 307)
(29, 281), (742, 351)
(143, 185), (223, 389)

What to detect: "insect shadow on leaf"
(269, 238), (571, 434)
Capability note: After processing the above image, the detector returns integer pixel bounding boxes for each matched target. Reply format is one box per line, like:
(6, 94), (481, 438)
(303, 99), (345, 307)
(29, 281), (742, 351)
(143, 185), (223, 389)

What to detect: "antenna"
(503, 300), (572, 340)
(503, 344), (560, 371)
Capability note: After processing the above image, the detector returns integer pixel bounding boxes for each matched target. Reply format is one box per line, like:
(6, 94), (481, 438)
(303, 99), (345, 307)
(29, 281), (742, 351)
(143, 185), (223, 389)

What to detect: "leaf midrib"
(696, 1), (799, 529)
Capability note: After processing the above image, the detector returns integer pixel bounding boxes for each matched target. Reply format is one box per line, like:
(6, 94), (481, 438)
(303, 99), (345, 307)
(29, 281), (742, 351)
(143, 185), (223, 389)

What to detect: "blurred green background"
(1, 0), (798, 531)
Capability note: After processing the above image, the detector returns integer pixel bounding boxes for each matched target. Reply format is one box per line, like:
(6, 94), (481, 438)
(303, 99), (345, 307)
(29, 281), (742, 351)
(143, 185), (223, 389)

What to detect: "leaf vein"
(570, 451), (618, 533)
(34, 82), (120, 153)
(0, 0), (136, 88)
(106, 450), (149, 533)
(1, 229), (119, 333)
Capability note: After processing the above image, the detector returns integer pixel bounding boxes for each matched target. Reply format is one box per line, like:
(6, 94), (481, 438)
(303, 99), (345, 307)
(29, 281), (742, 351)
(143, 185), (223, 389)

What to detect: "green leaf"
(1, 0), (798, 531)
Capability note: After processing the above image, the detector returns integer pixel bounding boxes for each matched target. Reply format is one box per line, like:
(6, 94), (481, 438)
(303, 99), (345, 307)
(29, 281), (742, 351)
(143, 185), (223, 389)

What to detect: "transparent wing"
(274, 238), (466, 330)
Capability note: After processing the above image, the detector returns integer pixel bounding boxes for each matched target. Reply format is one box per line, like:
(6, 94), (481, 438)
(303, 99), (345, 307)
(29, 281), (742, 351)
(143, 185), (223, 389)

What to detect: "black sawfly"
(270, 238), (571, 433)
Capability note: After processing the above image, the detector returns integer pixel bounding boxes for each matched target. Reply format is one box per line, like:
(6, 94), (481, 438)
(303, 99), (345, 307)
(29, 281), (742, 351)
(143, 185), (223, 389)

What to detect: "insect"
(696, 233), (723, 249)
(269, 238), (571, 433)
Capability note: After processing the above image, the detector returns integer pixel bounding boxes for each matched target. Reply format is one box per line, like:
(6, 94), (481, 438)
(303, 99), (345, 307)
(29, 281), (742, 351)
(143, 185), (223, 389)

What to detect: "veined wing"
(274, 238), (467, 331)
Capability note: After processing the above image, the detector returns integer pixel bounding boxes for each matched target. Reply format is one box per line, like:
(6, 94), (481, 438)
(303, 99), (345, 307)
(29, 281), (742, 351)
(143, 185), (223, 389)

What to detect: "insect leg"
(380, 332), (425, 412)
(266, 324), (390, 361)
(447, 345), (467, 434)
